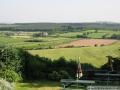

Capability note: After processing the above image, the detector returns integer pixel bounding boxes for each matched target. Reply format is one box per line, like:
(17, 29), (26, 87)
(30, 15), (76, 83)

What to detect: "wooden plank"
(95, 73), (120, 77)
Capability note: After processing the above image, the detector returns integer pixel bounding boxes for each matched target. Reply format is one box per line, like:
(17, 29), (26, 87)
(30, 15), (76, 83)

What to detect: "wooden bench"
(61, 79), (95, 89)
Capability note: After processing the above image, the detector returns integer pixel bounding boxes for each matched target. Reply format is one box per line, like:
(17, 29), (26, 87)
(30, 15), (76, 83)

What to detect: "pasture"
(29, 41), (120, 68)
(0, 36), (76, 50)
(59, 30), (120, 38)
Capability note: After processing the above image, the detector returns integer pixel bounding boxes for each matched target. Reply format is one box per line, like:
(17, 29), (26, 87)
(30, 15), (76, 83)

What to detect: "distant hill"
(0, 22), (120, 31)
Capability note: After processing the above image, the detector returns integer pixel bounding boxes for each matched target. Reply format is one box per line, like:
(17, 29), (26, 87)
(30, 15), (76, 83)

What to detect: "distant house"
(33, 32), (48, 37)
(42, 32), (48, 37)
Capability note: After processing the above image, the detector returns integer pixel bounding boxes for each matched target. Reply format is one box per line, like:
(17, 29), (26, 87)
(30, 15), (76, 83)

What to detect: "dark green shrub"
(59, 70), (70, 79)
(0, 46), (22, 72)
(76, 34), (88, 38)
(110, 34), (120, 39)
(0, 46), (23, 82)
(94, 44), (98, 47)
(24, 39), (44, 42)
(101, 56), (120, 73)
(49, 71), (61, 81)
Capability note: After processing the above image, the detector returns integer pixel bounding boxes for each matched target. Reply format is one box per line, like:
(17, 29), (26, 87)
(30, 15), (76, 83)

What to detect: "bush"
(94, 44), (98, 47)
(100, 56), (120, 73)
(48, 70), (70, 81)
(24, 39), (44, 42)
(49, 71), (61, 81)
(0, 69), (21, 82)
(110, 34), (120, 39)
(0, 46), (22, 72)
(0, 46), (23, 82)
(59, 70), (70, 79)
(76, 34), (88, 38)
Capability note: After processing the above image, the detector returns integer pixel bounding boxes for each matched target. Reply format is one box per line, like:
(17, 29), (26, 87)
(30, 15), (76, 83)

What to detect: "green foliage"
(49, 71), (61, 81)
(0, 69), (21, 82)
(20, 52), (77, 81)
(59, 70), (70, 79)
(110, 34), (120, 39)
(101, 56), (120, 73)
(24, 39), (44, 42)
(0, 46), (23, 82)
(76, 34), (88, 38)
(0, 46), (22, 72)
(1, 23), (120, 32)
(48, 70), (70, 81)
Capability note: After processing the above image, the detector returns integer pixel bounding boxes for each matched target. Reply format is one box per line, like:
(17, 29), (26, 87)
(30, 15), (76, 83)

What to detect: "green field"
(0, 30), (119, 50)
(0, 36), (76, 50)
(59, 30), (120, 39)
(29, 41), (120, 68)
(15, 81), (85, 90)
(15, 81), (60, 90)
(0, 29), (120, 90)
(0, 30), (120, 68)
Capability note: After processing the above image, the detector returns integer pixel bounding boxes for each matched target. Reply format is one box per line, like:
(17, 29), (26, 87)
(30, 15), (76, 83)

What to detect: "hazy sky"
(0, 0), (120, 23)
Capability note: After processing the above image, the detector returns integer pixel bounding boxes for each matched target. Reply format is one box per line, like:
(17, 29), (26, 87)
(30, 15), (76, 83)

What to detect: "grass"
(87, 32), (107, 38)
(29, 41), (120, 68)
(0, 36), (25, 44)
(59, 30), (120, 39)
(0, 30), (119, 49)
(59, 32), (83, 38)
(15, 81), (85, 90)
(0, 36), (76, 50)
(15, 81), (60, 90)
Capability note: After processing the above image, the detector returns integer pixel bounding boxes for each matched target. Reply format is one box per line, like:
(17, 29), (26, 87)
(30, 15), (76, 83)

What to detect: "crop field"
(29, 41), (120, 68)
(59, 39), (117, 47)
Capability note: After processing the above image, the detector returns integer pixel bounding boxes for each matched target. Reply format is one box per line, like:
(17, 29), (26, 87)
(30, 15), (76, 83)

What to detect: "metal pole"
(107, 71), (110, 86)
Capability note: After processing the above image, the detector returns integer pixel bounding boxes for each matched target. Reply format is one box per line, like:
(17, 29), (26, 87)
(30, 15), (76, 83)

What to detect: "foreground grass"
(15, 81), (60, 90)
(15, 81), (85, 90)
(29, 41), (120, 68)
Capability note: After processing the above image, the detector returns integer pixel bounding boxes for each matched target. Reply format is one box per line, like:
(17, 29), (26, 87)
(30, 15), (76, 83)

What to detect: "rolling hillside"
(29, 41), (120, 68)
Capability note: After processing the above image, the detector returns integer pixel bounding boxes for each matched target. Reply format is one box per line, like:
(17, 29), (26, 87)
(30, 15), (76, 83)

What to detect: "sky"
(0, 0), (120, 23)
